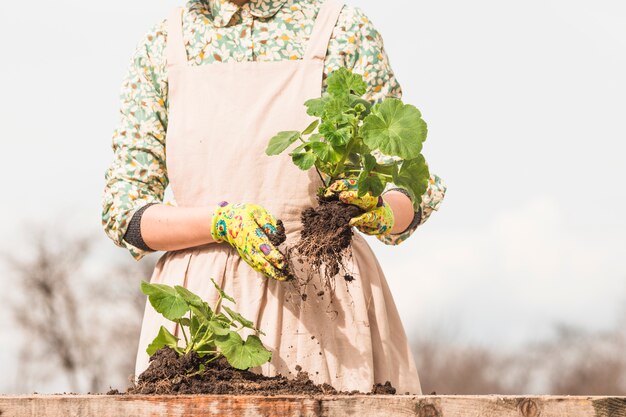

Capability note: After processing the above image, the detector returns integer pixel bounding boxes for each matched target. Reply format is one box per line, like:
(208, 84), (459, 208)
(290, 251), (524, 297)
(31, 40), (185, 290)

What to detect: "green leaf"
(214, 312), (233, 325)
(211, 278), (235, 304)
(222, 306), (265, 336)
(291, 142), (308, 154)
(222, 306), (255, 329)
(319, 122), (351, 146)
(302, 119), (320, 135)
(192, 303), (213, 322)
(350, 95), (372, 117)
(394, 155), (430, 208)
(327, 67), (367, 98)
(208, 318), (230, 336)
(304, 96), (329, 117)
(363, 154), (377, 172)
(291, 151), (317, 170)
(175, 285), (211, 319)
(178, 317), (191, 327)
(346, 153), (361, 167)
(141, 281), (189, 321)
(146, 325), (180, 356)
(322, 97), (351, 123)
(361, 99), (427, 159)
(309, 141), (342, 164)
(190, 315), (202, 336)
(266, 131), (301, 156)
(215, 332), (272, 370)
(357, 172), (386, 197)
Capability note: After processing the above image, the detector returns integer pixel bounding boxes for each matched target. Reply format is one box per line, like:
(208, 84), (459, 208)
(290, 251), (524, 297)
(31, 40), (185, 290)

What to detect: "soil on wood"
(118, 347), (396, 396)
(286, 196), (363, 293)
(371, 381), (397, 395)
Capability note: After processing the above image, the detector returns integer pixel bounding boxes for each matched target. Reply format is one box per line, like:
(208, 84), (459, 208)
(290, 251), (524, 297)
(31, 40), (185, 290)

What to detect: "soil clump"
(119, 347), (396, 396)
(286, 196), (363, 291)
(268, 219), (287, 248)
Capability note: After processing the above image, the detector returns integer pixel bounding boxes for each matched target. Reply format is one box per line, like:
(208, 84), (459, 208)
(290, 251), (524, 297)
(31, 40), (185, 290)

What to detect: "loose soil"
(267, 219), (294, 280)
(118, 347), (396, 396)
(268, 219), (287, 248)
(286, 195), (363, 292)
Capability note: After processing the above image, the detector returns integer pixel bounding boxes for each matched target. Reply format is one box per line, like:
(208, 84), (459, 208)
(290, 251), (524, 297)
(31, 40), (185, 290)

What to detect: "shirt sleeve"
(333, 6), (447, 246)
(101, 20), (169, 261)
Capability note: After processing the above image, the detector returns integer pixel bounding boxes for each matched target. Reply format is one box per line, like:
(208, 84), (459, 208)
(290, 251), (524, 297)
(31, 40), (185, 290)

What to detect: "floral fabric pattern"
(210, 201), (288, 281)
(102, 0), (447, 260)
(324, 178), (394, 236)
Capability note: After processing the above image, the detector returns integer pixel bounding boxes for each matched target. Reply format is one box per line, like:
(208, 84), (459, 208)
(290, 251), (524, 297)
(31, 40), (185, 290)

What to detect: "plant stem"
(179, 320), (189, 347)
(204, 353), (223, 364)
(213, 294), (223, 314)
(188, 310), (196, 352)
(314, 166), (327, 187)
(192, 319), (204, 341)
(331, 120), (360, 178)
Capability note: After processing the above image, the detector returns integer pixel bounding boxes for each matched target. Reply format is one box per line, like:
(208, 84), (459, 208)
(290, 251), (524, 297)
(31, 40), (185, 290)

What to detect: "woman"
(102, 0), (446, 394)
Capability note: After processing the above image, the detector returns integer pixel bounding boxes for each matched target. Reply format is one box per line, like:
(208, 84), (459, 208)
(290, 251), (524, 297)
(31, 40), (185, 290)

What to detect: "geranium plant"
(266, 67), (430, 207)
(140, 278), (272, 372)
(266, 68), (432, 288)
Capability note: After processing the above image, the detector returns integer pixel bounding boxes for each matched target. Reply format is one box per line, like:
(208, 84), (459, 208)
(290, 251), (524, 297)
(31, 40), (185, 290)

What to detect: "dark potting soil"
(267, 219), (295, 280)
(268, 219), (287, 248)
(287, 197), (363, 289)
(119, 347), (396, 396)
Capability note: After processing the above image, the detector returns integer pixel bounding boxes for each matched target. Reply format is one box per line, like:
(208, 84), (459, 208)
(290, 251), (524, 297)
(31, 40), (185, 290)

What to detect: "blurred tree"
(2, 225), (156, 393)
(412, 331), (530, 395)
(526, 323), (626, 395)
(412, 310), (626, 395)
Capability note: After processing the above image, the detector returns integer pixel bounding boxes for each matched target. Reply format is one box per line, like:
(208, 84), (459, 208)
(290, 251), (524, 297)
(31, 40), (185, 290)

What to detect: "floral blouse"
(102, 0), (447, 261)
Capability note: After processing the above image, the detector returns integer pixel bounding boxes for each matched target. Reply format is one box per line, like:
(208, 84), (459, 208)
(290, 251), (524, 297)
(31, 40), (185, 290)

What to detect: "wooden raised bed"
(1, 395), (625, 417)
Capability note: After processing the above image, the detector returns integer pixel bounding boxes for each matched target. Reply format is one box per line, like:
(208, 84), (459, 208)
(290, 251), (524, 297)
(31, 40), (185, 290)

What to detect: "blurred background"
(0, 0), (625, 395)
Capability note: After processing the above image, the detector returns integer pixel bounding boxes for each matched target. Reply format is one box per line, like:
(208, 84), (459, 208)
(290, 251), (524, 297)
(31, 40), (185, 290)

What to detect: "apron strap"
(303, 0), (345, 62)
(167, 7), (187, 67)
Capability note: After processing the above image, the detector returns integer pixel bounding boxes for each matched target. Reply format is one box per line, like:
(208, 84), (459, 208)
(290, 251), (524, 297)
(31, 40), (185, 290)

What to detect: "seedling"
(140, 278), (272, 371)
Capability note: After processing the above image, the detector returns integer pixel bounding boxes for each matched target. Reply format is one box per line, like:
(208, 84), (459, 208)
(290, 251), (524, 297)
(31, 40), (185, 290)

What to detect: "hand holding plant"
(324, 178), (394, 236)
(266, 67), (431, 290)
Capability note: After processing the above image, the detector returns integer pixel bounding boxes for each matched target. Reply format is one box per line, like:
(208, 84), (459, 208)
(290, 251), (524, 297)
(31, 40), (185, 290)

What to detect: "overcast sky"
(0, 0), (625, 393)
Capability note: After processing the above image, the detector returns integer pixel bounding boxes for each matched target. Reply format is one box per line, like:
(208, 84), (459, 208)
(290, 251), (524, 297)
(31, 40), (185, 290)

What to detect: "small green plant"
(266, 67), (430, 208)
(140, 278), (272, 371)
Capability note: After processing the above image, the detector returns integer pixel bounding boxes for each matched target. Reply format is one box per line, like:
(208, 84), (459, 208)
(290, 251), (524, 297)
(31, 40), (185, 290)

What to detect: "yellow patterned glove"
(211, 201), (289, 281)
(324, 178), (395, 236)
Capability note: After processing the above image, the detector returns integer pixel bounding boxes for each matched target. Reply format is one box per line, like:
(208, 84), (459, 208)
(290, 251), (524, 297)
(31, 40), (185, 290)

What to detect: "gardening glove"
(324, 178), (395, 236)
(211, 201), (289, 281)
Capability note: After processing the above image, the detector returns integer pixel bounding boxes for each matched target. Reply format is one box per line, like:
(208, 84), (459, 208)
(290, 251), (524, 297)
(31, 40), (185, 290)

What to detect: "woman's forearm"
(138, 191), (413, 251)
(140, 204), (216, 252)
(383, 190), (415, 234)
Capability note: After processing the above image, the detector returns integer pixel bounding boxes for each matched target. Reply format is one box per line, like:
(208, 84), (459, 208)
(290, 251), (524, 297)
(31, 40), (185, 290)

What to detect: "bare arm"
(139, 192), (414, 250)
(140, 204), (217, 252)
(382, 190), (415, 234)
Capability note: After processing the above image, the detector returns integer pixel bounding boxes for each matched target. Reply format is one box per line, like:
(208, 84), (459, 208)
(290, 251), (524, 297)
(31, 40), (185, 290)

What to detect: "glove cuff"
(210, 201), (230, 243)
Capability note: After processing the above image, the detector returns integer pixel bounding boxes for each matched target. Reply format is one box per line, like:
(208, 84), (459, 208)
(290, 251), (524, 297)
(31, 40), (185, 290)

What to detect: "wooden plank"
(0, 395), (625, 417)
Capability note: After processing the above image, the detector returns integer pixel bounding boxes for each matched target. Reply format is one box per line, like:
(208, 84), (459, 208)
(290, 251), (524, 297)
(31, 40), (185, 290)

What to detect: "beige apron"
(134, 0), (422, 394)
